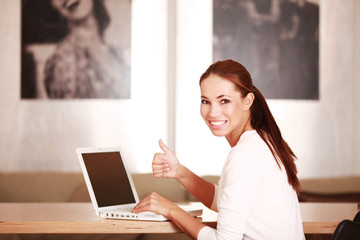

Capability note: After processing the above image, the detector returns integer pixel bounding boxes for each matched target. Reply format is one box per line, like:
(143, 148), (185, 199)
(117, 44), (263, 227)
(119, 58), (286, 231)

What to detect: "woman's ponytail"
(251, 86), (301, 194)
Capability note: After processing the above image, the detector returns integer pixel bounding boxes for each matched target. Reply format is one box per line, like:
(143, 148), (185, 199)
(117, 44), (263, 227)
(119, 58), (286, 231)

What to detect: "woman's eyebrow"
(217, 94), (231, 99)
(201, 95), (231, 99)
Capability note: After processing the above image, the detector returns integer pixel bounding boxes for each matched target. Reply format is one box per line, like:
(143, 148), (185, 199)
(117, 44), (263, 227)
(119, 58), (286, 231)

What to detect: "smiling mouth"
(210, 120), (227, 127)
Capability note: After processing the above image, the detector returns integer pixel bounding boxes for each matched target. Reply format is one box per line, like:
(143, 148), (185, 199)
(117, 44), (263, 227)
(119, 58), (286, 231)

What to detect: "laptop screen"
(81, 151), (136, 207)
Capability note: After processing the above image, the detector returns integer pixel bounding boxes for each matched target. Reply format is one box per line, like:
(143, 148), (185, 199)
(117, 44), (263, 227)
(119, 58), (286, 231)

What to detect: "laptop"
(76, 147), (203, 221)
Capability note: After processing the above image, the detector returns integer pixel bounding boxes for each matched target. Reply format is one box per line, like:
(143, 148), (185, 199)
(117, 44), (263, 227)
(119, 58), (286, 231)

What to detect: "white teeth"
(210, 121), (226, 126)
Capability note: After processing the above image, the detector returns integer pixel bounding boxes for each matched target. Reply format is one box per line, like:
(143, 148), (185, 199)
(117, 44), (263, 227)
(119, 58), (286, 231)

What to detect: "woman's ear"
(244, 92), (255, 110)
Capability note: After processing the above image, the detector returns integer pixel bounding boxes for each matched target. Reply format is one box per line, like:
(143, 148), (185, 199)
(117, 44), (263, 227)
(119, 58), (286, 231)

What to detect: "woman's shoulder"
(222, 131), (271, 184)
(233, 130), (267, 152)
(228, 130), (273, 164)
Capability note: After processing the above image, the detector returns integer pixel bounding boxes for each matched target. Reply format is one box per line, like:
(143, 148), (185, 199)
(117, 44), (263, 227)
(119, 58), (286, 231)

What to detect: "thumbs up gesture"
(152, 139), (180, 178)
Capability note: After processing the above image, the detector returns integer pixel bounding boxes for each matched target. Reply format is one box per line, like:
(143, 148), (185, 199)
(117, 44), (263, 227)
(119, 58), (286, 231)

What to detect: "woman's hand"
(132, 192), (180, 218)
(133, 192), (205, 240)
(152, 139), (181, 179)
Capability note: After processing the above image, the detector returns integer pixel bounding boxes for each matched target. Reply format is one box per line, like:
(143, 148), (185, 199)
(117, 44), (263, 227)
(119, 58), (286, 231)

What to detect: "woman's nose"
(209, 104), (220, 117)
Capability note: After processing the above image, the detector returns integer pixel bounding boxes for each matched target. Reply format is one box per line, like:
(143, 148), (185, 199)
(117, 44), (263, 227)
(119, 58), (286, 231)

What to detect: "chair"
(354, 210), (360, 223)
(331, 211), (360, 240)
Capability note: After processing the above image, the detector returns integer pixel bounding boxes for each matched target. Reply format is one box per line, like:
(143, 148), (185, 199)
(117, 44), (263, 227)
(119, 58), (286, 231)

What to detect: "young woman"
(132, 60), (305, 240)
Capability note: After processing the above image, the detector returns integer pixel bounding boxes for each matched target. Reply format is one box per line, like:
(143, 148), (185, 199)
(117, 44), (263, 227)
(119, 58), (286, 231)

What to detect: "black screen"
(82, 151), (136, 207)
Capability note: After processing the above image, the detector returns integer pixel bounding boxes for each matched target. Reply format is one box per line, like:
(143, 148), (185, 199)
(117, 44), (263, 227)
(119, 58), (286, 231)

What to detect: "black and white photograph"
(21, 0), (131, 99)
(213, 0), (319, 99)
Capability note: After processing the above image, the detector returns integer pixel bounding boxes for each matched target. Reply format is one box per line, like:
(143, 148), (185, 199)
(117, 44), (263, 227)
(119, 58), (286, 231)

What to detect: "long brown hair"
(199, 59), (301, 194)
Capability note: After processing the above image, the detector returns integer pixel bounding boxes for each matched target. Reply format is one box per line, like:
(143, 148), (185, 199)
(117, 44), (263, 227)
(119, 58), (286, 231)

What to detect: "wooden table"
(301, 202), (359, 234)
(0, 202), (358, 235)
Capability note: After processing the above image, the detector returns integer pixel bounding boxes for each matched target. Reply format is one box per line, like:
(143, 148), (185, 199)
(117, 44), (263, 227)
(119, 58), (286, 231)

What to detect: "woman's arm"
(176, 165), (215, 208)
(153, 139), (215, 208)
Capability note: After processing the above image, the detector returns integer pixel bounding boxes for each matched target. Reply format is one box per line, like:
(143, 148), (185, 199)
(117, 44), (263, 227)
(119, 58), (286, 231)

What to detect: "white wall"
(0, 0), (169, 173)
(175, 0), (360, 179)
(354, 0), (360, 174)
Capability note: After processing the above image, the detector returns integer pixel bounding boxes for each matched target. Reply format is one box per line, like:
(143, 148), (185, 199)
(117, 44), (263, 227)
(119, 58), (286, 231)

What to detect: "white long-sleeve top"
(198, 130), (305, 240)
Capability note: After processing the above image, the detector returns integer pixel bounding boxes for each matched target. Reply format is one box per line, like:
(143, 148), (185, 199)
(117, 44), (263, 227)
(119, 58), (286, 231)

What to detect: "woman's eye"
(221, 99), (230, 104)
(201, 99), (209, 104)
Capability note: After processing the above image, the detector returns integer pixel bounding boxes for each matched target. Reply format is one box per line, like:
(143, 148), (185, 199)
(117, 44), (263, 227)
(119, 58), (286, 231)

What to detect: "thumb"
(159, 139), (172, 155)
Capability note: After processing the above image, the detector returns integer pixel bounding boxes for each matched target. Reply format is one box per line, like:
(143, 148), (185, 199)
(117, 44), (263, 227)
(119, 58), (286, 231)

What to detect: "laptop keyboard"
(113, 206), (133, 212)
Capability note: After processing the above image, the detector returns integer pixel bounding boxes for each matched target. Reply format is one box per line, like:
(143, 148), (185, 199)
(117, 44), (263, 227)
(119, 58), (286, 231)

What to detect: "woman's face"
(51, 0), (94, 22)
(200, 74), (252, 144)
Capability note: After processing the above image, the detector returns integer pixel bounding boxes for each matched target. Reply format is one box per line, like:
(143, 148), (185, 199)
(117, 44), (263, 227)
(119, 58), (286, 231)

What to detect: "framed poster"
(21, 0), (131, 99)
(213, 0), (319, 99)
